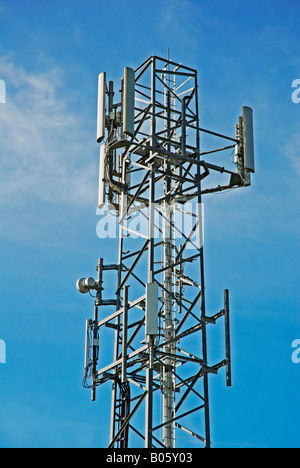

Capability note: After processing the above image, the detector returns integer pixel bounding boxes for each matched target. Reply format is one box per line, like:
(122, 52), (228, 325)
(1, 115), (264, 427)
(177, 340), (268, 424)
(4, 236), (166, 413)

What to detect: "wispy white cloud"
(0, 56), (96, 204)
(156, 0), (204, 58)
(0, 56), (98, 245)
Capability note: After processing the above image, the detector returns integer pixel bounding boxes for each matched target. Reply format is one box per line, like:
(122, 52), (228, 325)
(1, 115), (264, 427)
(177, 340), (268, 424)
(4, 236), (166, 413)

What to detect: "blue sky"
(0, 0), (299, 448)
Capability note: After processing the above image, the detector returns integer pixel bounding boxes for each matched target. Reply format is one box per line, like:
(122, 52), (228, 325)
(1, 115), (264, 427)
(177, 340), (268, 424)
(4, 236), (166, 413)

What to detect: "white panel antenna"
(97, 72), (106, 143)
(98, 144), (106, 209)
(84, 319), (91, 377)
(243, 106), (255, 173)
(122, 67), (135, 137)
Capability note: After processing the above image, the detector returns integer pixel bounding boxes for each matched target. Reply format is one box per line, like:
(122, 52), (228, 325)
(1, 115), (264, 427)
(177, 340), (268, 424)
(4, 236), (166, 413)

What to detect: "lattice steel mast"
(76, 55), (255, 448)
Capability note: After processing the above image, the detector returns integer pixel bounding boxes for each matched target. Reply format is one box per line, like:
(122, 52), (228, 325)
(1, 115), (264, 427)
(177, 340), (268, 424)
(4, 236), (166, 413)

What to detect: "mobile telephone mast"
(76, 55), (255, 448)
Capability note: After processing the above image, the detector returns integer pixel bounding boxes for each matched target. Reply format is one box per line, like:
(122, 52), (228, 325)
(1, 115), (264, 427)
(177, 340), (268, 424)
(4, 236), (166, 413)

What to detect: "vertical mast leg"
(195, 72), (211, 449)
